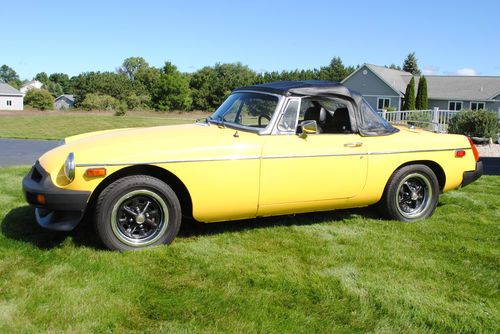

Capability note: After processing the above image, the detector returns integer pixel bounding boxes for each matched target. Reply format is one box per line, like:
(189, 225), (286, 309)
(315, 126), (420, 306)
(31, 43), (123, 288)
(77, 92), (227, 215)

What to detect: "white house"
(0, 83), (24, 110)
(20, 80), (43, 94)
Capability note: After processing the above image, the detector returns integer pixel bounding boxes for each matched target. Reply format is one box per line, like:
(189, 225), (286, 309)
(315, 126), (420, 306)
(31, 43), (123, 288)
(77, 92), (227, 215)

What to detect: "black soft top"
(233, 80), (361, 100)
(233, 80), (398, 137)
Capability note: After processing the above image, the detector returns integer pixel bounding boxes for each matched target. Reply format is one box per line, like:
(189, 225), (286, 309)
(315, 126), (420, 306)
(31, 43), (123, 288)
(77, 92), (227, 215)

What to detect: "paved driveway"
(0, 139), (58, 166)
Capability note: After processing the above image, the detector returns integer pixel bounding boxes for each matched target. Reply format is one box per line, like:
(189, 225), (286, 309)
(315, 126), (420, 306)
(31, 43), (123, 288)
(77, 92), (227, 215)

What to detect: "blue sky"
(3, 0), (499, 80)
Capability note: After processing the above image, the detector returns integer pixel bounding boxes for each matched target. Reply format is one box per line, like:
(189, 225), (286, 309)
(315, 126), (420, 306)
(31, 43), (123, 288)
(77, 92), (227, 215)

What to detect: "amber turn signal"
(36, 194), (46, 204)
(85, 168), (107, 177)
(455, 150), (466, 158)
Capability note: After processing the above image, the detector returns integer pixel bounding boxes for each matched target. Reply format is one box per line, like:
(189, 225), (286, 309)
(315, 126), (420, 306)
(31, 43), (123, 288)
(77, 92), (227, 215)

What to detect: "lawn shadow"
(1, 206), (104, 250)
(178, 206), (381, 239)
(2, 205), (381, 249)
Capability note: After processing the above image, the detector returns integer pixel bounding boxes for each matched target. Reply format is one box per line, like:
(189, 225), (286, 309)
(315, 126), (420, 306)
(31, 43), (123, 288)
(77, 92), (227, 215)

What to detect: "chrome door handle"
(344, 142), (363, 147)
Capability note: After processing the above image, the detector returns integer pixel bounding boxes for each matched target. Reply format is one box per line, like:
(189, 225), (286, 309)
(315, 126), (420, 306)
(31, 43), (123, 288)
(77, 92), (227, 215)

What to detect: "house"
(54, 94), (75, 110)
(20, 80), (43, 94)
(342, 64), (500, 114)
(0, 83), (24, 110)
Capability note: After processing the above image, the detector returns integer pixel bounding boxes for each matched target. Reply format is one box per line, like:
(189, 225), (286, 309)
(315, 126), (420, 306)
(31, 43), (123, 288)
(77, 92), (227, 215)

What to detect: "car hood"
(39, 124), (261, 169)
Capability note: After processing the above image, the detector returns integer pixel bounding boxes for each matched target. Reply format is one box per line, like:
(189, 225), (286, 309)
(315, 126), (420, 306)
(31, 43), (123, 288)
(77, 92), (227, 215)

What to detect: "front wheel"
(94, 175), (181, 251)
(379, 165), (439, 222)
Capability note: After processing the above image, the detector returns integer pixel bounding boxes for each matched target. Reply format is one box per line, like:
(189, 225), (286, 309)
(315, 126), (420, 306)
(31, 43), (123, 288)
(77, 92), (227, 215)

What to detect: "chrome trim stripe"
(367, 147), (470, 155)
(75, 156), (261, 167)
(263, 152), (364, 159)
(76, 148), (471, 167)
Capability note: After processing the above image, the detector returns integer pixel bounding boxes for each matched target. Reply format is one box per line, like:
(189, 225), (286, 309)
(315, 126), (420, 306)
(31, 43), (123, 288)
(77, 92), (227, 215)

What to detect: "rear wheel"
(94, 175), (181, 251)
(380, 165), (439, 222)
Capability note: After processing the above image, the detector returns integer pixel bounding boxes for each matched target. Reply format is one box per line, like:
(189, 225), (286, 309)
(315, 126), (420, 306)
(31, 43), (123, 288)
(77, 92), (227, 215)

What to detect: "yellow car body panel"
(36, 122), (476, 223)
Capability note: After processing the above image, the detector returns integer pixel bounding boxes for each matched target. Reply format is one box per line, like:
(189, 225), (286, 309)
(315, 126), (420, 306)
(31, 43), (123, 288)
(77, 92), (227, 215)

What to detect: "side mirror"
(300, 120), (318, 138)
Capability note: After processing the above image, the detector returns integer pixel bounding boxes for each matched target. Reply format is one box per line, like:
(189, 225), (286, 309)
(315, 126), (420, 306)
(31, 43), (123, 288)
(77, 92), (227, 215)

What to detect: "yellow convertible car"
(23, 81), (483, 251)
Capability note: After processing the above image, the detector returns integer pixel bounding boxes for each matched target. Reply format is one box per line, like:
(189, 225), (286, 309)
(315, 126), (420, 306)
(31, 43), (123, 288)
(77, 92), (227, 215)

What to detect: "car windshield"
(209, 92), (279, 131)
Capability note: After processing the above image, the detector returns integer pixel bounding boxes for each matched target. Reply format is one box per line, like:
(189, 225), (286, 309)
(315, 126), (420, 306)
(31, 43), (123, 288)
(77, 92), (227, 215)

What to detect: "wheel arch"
(393, 160), (446, 192)
(87, 165), (193, 219)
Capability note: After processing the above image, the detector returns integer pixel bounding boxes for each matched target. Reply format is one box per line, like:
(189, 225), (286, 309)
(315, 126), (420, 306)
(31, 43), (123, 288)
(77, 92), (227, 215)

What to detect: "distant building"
(0, 83), (24, 110)
(54, 94), (75, 110)
(20, 80), (43, 94)
(342, 64), (500, 114)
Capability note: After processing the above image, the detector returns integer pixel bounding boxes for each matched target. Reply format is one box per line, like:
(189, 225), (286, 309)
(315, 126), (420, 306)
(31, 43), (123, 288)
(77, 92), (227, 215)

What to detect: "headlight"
(64, 152), (75, 182)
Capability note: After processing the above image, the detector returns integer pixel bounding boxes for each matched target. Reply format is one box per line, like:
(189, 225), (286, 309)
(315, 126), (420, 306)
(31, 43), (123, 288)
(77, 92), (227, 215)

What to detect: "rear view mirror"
(300, 120), (318, 138)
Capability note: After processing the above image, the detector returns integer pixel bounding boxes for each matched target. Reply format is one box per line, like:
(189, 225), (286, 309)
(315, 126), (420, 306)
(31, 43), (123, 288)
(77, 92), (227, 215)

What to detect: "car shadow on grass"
(1, 205), (381, 250)
(1, 206), (104, 250)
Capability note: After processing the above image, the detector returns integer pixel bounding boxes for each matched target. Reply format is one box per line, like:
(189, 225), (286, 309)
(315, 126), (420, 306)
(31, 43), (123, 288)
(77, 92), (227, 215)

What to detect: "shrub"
(448, 109), (498, 138)
(80, 93), (126, 112)
(24, 89), (54, 110)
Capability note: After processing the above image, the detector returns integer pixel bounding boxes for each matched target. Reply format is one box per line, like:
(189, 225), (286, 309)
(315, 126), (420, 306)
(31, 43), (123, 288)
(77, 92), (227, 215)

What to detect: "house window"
(470, 102), (485, 111)
(377, 97), (391, 110)
(6, 100), (12, 106)
(448, 101), (463, 111)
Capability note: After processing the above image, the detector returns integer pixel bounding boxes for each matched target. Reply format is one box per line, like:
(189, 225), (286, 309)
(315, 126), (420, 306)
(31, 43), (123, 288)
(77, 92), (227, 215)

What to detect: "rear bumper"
(462, 161), (483, 188)
(22, 162), (90, 231)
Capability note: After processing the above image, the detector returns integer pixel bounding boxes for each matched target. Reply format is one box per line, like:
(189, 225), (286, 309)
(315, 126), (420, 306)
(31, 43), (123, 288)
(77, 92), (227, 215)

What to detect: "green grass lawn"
(0, 113), (194, 140)
(0, 167), (499, 333)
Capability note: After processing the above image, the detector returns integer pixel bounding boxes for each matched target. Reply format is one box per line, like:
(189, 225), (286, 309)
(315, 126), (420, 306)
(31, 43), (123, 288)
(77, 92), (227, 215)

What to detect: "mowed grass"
(0, 167), (499, 333)
(0, 113), (194, 140)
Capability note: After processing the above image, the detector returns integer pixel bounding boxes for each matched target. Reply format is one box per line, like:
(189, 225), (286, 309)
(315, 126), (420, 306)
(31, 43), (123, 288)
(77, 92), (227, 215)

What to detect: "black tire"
(94, 175), (181, 251)
(379, 164), (439, 222)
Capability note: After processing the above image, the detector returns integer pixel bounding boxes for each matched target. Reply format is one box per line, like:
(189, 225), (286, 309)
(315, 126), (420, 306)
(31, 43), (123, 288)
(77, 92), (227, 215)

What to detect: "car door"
(258, 98), (368, 213)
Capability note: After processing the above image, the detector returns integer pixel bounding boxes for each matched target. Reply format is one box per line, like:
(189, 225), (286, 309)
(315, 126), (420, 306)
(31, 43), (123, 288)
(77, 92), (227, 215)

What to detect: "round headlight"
(64, 152), (75, 182)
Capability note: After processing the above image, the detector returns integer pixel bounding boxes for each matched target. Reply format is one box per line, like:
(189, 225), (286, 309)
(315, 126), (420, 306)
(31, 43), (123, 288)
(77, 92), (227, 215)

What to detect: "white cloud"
(422, 66), (439, 75)
(455, 68), (477, 76)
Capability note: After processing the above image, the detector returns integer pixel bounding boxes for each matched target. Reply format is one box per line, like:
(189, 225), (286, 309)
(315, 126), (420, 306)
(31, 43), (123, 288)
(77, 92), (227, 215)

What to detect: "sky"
(2, 0), (499, 80)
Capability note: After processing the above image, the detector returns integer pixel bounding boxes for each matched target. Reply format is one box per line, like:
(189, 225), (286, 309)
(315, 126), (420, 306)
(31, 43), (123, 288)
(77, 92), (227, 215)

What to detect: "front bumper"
(461, 161), (483, 188)
(22, 161), (91, 231)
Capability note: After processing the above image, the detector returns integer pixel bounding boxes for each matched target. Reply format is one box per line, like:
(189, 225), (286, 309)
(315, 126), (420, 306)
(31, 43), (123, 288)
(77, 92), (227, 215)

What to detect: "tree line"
(0, 53), (422, 112)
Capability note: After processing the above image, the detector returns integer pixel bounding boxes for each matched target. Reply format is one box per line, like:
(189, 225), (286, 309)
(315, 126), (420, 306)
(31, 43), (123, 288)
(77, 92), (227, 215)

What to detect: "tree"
(151, 62), (192, 111)
(71, 71), (149, 108)
(34, 72), (50, 85)
(118, 57), (149, 80)
(402, 52), (421, 75)
(319, 57), (354, 82)
(0, 65), (20, 85)
(24, 89), (54, 110)
(416, 75), (428, 110)
(403, 77), (416, 110)
(387, 64), (402, 70)
(189, 62), (257, 110)
(49, 73), (71, 93)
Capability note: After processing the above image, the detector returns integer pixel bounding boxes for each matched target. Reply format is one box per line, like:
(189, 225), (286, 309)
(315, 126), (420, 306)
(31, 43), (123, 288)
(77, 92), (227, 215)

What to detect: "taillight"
(466, 136), (480, 162)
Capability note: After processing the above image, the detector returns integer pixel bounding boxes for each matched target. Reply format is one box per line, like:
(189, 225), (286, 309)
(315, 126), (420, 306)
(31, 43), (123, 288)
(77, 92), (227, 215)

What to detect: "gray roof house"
(0, 83), (24, 111)
(54, 94), (75, 110)
(342, 64), (500, 115)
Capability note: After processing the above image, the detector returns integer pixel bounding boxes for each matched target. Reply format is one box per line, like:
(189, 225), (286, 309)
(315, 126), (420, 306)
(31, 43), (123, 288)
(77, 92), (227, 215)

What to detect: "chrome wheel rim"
(111, 189), (169, 247)
(395, 173), (432, 219)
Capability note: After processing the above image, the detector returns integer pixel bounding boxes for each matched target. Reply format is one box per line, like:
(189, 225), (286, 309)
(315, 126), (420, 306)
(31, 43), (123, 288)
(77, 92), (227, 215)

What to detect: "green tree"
(135, 66), (161, 91)
(24, 89), (54, 110)
(49, 73), (71, 93)
(416, 75), (428, 110)
(45, 81), (64, 97)
(190, 62), (257, 110)
(403, 77), (416, 110)
(402, 52), (421, 75)
(118, 57), (149, 80)
(0, 65), (20, 86)
(387, 64), (402, 70)
(319, 57), (355, 82)
(80, 93), (126, 111)
(71, 71), (149, 108)
(34, 72), (50, 85)
(151, 62), (192, 111)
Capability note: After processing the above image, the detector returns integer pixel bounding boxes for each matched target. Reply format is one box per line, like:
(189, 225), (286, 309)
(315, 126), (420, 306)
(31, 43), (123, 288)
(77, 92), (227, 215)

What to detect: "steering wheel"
(258, 114), (271, 127)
